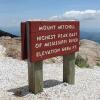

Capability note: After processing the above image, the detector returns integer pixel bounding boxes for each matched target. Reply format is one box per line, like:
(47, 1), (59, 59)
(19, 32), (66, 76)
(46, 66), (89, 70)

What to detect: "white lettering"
(58, 25), (75, 30)
(44, 40), (67, 47)
(35, 43), (42, 48)
(69, 38), (78, 43)
(39, 25), (56, 31)
(69, 32), (78, 37)
(62, 46), (71, 51)
(36, 48), (60, 57)
(37, 34), (56, 41)
(57, 33), (68, 38)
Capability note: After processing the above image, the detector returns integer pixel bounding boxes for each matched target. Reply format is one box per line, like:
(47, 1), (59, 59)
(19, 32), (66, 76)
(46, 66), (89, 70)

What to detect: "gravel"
(0, 45), (6, 57)
(0, 56), (100, 100)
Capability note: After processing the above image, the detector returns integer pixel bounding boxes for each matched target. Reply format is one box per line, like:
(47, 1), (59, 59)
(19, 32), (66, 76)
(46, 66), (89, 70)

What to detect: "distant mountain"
(80, 31), (100, 44)
(0, 29), (18, 38)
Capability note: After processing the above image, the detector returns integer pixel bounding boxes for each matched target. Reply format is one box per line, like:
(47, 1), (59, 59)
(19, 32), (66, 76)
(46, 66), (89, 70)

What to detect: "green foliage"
(96, 62), (100, 66)
(75, 54), (89, 68)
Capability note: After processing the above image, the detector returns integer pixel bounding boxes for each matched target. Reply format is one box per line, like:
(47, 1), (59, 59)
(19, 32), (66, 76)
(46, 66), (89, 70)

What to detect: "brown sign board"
(21, 21), (80, 62)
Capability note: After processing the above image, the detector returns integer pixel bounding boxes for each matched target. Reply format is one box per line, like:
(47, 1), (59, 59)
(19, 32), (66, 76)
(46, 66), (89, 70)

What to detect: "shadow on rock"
(7, 80), (63, 97)
(44, 79), (62, 88)
(7, 85), (30, 97)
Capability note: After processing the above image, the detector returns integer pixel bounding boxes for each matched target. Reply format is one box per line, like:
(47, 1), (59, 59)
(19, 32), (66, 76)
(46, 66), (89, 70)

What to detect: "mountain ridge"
(0, 29), (18, 38)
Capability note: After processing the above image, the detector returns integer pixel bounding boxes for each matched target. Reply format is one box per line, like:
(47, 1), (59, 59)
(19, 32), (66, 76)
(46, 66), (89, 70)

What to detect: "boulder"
(0, 36), (21, 59)
(76, 39), (100, 67)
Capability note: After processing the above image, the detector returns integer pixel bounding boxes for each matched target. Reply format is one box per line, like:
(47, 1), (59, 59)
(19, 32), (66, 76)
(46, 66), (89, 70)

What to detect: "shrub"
(96, 62), (100, 66)
(75, 54), (89, 68)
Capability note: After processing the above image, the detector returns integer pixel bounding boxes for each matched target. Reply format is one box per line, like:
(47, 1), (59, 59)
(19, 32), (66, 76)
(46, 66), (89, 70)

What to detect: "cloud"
(49, 10), (100, 21)
(49, 10), (100, 32)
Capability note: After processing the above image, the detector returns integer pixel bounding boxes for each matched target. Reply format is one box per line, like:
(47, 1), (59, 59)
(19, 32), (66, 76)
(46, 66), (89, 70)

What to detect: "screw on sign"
(21, 21), (80, 94)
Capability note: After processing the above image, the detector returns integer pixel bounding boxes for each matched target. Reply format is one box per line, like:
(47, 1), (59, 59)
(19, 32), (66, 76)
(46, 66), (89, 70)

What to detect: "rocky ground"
(0, 36), (100, 100)
(0, 36), (21, 59)
(78, 39), (100, 67)
(0, 36), (100, 67)
(0, 56), (100, 100)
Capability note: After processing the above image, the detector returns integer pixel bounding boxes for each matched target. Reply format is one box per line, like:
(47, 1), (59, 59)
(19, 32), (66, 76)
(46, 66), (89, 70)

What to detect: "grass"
(75, 54), (89, 68)
(96, 62), (100, 66)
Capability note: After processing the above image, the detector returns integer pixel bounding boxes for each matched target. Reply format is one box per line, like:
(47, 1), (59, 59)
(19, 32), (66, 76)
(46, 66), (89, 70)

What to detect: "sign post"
(21, 21), (80, 94)
(27, 61), (43, 94)
(26, 22), (43, 94)
(63, 53), (75, 84)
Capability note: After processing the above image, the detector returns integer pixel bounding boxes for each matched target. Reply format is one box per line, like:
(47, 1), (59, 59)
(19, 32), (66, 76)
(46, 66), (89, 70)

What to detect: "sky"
(0, 0), (100, 35)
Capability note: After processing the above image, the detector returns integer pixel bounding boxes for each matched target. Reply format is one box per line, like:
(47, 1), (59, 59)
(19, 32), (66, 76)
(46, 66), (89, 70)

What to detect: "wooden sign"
(21, 20), (80, 94)
(25, 21), (79, 62)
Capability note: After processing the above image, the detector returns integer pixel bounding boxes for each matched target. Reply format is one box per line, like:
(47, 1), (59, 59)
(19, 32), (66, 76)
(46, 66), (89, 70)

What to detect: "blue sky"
(0, 0), (100, 35)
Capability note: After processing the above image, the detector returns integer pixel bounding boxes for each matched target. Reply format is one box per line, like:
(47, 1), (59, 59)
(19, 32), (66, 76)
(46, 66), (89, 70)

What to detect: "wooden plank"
(63, 53), (75, 84)
(28, 21), (79, 62)
(28, 61), (43, 94)
(27, 22), (43, 94)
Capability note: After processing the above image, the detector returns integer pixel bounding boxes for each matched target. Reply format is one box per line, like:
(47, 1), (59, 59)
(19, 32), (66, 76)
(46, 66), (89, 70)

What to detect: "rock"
(44, 56), (63, 64)
(0, 36), (21, 59)
(0, 36), (100, 67)
(44, 39), (100, 67)
(0, 44), (6, 58)
(76, 39), (100, 67)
